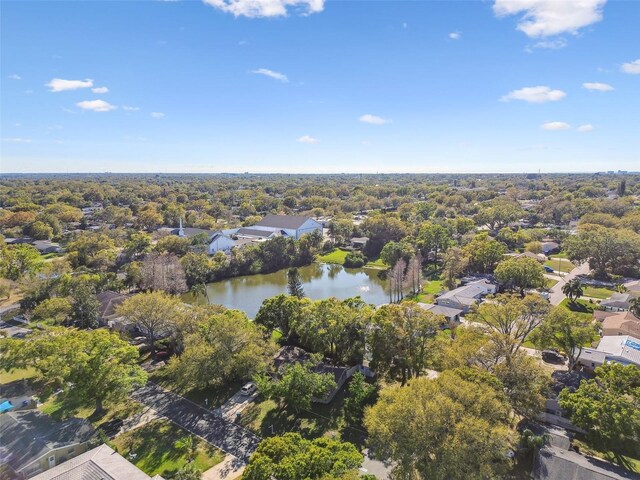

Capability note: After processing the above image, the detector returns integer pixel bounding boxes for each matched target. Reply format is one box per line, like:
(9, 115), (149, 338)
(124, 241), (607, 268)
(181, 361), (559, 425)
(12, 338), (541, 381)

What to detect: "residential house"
(96, 290), (132, 332)
(31, 241), (62, 254)
(30, 444), (165, 480)
(600, 311), (640, 338)
(533, 445), (637, 480)
(350, 237), (369, 250)
(0, 411), (95, 479)
(600, 293), (633, 312)
(435, 279), (497, 313)
(512, 251), (546, 262)
(576, 335), (640, 371)
(417, 303), (463, 326)
(541, 241), (560, 255)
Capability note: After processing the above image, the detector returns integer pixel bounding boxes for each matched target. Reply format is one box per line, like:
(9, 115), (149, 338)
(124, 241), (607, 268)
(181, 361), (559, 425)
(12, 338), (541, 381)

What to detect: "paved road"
(131, 382), (261, 461)
(548, 262), (591, 306)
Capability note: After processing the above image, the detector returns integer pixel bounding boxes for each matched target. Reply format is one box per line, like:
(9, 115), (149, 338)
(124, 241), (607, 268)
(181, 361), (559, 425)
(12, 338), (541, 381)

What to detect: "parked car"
(542, 350), (565, 363)
(543, 265), (555, 273)
(240, 382), (257, 396)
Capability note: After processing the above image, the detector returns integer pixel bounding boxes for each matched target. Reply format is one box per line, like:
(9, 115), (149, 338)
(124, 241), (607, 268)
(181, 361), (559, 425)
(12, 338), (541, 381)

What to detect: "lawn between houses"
(111, 418), (225, 478)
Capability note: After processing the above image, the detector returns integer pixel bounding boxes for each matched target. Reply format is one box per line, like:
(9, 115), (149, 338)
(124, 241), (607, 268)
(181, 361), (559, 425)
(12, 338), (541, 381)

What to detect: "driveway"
(218, 388), (259, 421)
(131, 382), (261, 462)
(548, 262), (591, 306)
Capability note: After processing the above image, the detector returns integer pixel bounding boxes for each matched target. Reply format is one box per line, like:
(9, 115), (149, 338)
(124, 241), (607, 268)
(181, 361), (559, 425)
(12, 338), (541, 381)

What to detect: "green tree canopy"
(364, 369), (513, 480)
(559, 363), (640, 449)
(243, 433), (363, 480)
(367, 303), (442, 383)
(494, 257), (545, 296)
(255, 355), (336, 413)
(530, 307), (597, 370)
(0, 328), (147, 414)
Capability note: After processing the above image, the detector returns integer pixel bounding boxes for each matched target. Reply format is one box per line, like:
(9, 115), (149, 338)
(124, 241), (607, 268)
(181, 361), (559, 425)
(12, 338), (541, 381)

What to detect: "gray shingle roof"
(533, 445), (637, 480)
(0, 411), (95, 474)
(236, 227), (275, 238)
(31, 444), (164, 480)
(255, 214), (313, 230)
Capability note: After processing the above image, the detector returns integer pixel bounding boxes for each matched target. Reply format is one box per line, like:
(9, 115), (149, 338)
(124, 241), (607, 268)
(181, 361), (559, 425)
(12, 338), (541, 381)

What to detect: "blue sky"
(1, 0), (638, 173)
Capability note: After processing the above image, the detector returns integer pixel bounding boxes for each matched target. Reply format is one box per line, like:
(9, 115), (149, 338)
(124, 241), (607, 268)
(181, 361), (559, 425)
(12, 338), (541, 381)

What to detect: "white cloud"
(531, 38), (567, 50)
(449, 32), (461, 40)
(203, 0), (324, 18)
(582, 82), (613, 91)
(621, 59), (640, 74)
(122, 105), (140, 112)
(501, 86), (566, 103)
(541, 121), (571, 130)
(297, 135), (319, 144)
(76, 99), (117, 112)
(251, 68), (288, 82)
(8, 74), (21, 80)
(359, 114), (391, 125)
(402, 22), (407, 29)
(3, 137), (32, 143)
(493, 0), (606, 37)
(46, 78), (94, 92)
(151, 112), (165, 119)
(577, 124), (594, 132)
(92, 86), (109, 94)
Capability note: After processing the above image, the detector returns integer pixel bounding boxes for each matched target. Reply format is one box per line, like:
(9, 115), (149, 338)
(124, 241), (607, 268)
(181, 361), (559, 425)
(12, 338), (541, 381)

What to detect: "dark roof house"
(0, 411), (95, 479)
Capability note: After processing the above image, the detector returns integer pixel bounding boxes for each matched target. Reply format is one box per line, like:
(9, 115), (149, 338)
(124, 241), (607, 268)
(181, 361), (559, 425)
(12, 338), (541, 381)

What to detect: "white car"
(240, 382), (257, 396)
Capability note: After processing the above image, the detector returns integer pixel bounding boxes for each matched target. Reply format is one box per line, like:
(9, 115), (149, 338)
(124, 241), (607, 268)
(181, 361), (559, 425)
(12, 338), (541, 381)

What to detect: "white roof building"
(577, 334), (640, 370)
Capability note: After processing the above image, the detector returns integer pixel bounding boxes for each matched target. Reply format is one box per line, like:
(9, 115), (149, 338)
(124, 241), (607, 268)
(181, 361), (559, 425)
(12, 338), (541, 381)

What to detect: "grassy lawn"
(544, 258), (575, 273)
(39, 394), (145, 430)
(573, 438), (640, 474)
(544, 278), (559, 289)
(559, 298), (596, 320)
(150, 367), (244, 409)
(316, 248), (387, 269)
(550, 252), (569, 259)
(582, 286), (616, 300)
(411, 280), (445, 303)
(238, 386), (367, 447)
(317, 248), (349, 264)
(0, 367), (37, 384)
(112, 418), (224, 477)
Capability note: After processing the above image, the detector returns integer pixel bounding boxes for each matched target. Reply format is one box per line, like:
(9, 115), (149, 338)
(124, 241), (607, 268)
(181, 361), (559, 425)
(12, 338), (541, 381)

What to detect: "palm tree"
(562, 279), (583, 304)
(174, 436), (197, 462)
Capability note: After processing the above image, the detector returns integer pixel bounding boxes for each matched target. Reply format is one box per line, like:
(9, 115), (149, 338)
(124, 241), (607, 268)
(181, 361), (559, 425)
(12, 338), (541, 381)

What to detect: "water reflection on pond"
(196, 263), (388, 318)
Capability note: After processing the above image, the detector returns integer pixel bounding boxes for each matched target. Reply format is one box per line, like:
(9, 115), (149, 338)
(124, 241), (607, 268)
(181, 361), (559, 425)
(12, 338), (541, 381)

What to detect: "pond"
(200, 263), (389, 318)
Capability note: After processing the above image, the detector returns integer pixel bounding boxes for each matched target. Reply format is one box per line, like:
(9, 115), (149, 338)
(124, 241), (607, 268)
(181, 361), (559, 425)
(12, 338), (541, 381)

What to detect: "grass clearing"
(0, 367), (37, 384)
(559, 298), (596, 320)
(316, 248), (387, 269)
(582, 286), (616, 300)
(544, 258), (575, 273)
(39, 394), (145, 430)
(411, 280), (445, 303)
(317, 248), (349, 265)
(550, 252), (569, 259)
(544, 278), (559, 289)
(112, 418), (224, 477)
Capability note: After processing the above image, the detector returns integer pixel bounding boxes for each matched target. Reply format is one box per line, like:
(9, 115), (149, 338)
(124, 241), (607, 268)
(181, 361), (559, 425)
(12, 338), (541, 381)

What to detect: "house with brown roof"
(601, 311), (640, 338)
